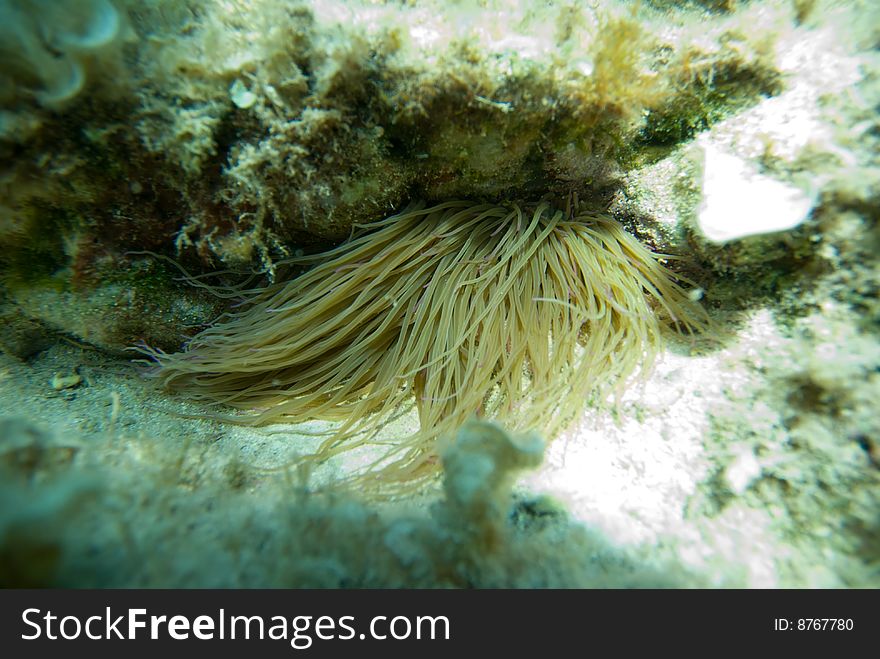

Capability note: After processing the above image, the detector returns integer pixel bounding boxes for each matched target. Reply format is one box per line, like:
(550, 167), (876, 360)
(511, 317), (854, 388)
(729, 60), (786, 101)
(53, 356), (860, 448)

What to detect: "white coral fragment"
(697, 143), (815, 243)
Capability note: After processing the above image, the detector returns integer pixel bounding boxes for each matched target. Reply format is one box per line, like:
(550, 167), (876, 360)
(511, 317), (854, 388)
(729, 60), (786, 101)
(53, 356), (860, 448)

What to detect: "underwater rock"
(0, 417), (691, 587)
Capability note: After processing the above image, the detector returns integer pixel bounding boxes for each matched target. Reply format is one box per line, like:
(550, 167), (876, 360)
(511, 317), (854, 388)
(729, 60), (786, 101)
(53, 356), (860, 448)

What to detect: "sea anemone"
(148, 200), (710, 491)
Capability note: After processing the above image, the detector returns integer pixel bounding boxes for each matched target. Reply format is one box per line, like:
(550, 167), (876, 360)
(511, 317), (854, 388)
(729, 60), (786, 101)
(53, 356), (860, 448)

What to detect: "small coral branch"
(147, 200), (710, 491)
(438, 419), (544, 553)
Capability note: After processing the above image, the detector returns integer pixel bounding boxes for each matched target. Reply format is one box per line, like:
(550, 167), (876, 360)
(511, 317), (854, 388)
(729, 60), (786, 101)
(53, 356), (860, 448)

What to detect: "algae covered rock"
(0, 0), (808, 351)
